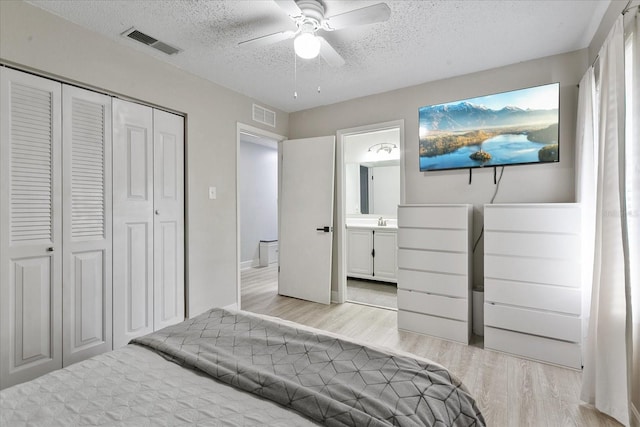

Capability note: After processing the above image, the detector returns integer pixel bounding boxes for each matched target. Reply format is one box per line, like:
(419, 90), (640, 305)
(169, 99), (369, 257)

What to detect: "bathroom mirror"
(345, 159), (400, 216)
(344, 127), (400, 217)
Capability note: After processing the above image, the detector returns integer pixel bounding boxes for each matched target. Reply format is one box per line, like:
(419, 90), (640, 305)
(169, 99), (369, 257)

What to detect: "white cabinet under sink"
(346, 227), (397, 283)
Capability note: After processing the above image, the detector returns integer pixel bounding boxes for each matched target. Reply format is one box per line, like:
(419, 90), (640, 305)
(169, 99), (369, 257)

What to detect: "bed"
(1, 308), (485, 426)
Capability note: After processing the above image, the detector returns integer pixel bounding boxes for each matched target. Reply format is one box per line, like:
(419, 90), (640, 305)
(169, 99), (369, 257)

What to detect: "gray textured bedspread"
(132, 308), (485, 426)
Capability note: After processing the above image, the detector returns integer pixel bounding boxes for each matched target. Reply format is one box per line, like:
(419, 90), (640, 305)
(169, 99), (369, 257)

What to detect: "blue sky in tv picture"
(418, 82), (560, 172)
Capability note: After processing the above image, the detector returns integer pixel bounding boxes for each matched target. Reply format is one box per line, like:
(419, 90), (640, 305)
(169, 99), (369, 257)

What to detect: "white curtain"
(578, 13), (639, 426)
(624, 7), (640, 424)
(575, 67), (597, 357)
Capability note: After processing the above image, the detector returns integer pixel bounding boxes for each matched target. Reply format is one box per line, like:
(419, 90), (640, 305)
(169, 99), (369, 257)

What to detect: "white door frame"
(335, 120), (405, 303)
(235, 123), (285, 310)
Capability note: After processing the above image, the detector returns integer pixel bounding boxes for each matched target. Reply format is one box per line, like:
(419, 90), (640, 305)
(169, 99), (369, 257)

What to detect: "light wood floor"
(347, 277), (397, 309)
(240, 265), (620, 427)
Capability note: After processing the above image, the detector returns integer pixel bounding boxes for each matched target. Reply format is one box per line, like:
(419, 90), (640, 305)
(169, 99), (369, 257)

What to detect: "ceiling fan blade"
(318, 37), (345, 67)
(238, 30), (296, 48)
(323, 3), (391, 31)
(274, 0), (302, 18)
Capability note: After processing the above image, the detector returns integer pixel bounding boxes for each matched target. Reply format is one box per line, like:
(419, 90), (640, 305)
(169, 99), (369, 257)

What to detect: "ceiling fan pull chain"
(293, 51), (298, 99)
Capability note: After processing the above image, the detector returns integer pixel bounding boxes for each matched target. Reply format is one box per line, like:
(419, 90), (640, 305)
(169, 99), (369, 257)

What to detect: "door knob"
(316, 226), (331, 232)
(155, 209), (160, 215)
(46, 247), (54, 252)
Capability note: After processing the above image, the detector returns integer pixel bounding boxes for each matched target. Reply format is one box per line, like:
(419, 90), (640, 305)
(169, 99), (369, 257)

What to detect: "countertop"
(345, 224), (397, 230)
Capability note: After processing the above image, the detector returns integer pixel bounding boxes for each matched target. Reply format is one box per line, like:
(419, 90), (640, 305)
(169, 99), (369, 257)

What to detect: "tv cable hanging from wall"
(472, 166), (505, 254)
(468, 166), (500, 185)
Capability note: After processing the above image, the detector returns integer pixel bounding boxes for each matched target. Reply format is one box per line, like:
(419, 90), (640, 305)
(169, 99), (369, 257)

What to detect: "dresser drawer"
(484, 231), (581, 260)
(484, 254), (580, 288)
(397, 269), (468, 298)
(398, 249), (468, 275)
(397, 228), (468, 252)
(484, 204), (580, 234)
(398, 205), (470, 229)
(398, 310), (469, 344)
(397, 289), (468, 321)
(485, 326), (582, 369)
(484, 303), (581, 343)
(485, 278), (581, 315)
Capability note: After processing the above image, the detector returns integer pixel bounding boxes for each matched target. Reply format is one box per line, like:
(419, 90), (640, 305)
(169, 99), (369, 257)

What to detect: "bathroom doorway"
(336, 121), (405, 310)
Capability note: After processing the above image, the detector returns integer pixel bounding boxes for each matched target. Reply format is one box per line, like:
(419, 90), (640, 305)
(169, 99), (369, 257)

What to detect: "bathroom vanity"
(346, 218), (397, 283)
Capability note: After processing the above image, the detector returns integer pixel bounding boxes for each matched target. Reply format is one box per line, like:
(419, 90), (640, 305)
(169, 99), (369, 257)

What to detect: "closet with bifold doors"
(0, 67), (185, 389)
(112, 99), (185, 349)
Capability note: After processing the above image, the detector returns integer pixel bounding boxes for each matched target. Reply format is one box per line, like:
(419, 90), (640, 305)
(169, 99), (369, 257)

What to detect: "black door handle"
(316, 226), (331, 232)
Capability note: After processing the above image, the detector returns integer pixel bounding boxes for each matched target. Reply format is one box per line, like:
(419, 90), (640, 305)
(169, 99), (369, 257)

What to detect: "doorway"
(236, 124), (285, 309)
(237, 126), (336, 309)
(336, 120), (405, 309)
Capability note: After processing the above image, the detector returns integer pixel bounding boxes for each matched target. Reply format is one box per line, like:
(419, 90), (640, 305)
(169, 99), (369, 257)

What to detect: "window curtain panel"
(623, 7), (640, 424)
(578, 14), (635, 427)
(575, 67), (597, 361)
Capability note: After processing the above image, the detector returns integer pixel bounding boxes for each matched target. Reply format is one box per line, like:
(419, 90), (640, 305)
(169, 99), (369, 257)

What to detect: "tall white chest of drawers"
(483, 203), (582, 369)
(397, 204), (473, 344)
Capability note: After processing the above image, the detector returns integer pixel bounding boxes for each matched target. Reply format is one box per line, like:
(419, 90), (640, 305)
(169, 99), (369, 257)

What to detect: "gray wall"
(239, 141), (278, 266)
(0, 0), (289, 316)
(289, 49), (588, 290)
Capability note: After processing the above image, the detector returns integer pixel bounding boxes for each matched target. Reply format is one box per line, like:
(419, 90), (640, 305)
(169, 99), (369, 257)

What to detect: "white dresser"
(397, 204), (473, 344)
(483, 203), (582, 369)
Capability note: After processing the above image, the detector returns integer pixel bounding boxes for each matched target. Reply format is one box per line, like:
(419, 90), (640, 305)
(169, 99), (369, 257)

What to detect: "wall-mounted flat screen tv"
(418, 82), (560, 172)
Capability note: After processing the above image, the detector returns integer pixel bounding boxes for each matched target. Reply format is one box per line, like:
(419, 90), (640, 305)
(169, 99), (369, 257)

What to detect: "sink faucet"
(378, 217), (386, 226)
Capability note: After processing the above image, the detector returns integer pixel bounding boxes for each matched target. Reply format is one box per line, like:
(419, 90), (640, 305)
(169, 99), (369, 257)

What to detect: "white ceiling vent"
(122, 27), (182, 55)
(252, 104), (276, 128)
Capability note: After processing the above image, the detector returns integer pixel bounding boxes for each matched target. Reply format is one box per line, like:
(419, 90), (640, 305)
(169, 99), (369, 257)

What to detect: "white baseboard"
(631, 402), (640, 427)
(223, 303), (238, 311)
(331, 290), (339, 304)
(240, 259), (257, 270)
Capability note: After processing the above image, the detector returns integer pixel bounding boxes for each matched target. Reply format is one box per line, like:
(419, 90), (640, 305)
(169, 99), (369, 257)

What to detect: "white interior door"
(153, 109), (184, 330)
(62, 85), (113, 365)
(0, 68), (62, 388)
(279, 136), (335, 304)
(112, 99), (154, 349)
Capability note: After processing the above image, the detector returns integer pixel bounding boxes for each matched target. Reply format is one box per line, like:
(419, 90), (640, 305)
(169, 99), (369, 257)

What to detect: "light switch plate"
(208, 186), (217, 199)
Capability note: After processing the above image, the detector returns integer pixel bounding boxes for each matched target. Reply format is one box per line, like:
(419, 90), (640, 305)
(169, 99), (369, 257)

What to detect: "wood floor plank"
(507, 358), (550, 426)
(240, 266), (621, 427)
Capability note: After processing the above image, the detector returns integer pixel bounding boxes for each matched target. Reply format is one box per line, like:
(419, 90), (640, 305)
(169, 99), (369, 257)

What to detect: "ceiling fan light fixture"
(294, 31), (321, 59)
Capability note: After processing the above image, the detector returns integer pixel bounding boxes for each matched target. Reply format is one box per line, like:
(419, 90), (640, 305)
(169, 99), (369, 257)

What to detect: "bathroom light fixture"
(294, 23), (321, 59)
(368, 142), (398, 154)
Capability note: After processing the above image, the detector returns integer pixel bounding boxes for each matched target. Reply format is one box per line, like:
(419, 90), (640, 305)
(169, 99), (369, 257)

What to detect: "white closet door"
(62, 85), (112, 365)
(0, 68), (62, 389)
(112, 99), (154, 349)
(152, 110), (184, 329)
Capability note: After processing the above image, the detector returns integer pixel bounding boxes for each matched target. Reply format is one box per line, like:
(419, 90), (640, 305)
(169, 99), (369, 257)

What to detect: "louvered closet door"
(112, 99), (154, 349)
(153, 110), (184, 330)
(62, 86), (112, 365)
(0, 68), (62, 389)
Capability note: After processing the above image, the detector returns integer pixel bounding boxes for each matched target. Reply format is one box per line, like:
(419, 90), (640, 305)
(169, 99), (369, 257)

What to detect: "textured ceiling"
(27, 0), (611, 113)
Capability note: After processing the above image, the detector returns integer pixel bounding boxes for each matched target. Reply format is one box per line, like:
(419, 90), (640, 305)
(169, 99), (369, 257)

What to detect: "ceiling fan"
(238, 0), (391, 67)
